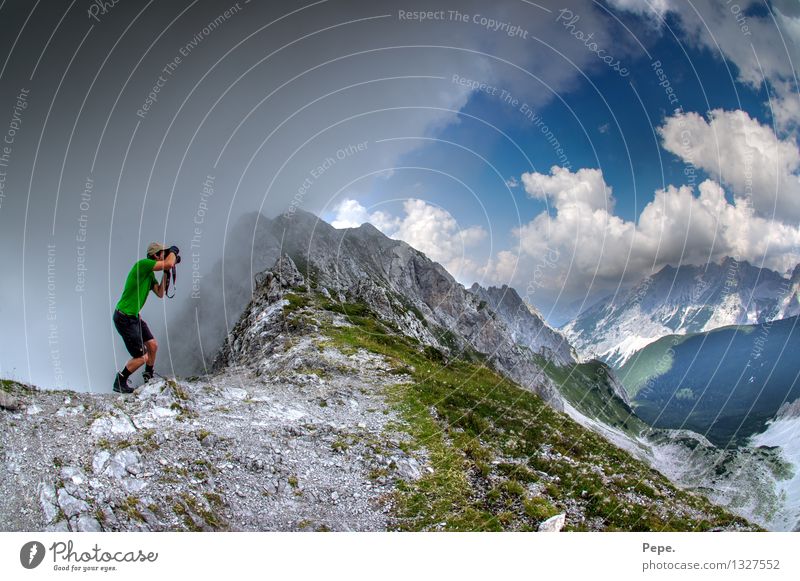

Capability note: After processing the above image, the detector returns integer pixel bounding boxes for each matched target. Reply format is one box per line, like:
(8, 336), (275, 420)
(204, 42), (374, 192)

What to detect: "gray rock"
(0, 391), (20, 411)
(104, 449), (141, 480)
(61, 466), (87, 486)
(90, 414), (136, 438)
(395, 457), (423, 481)
(92, 450), (111, 474)
(136, 380), (166, 399)
(56, 405), (85, 417)
(121, 478), (147, 494)
(76, 514), (103, 532)
(57, 488), (89, 518)
(45, 520), (70, 532)
(39, 484), (59, 524)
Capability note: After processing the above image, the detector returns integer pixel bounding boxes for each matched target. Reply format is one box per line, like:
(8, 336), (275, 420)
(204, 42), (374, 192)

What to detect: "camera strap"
(165, 266), (177, 298)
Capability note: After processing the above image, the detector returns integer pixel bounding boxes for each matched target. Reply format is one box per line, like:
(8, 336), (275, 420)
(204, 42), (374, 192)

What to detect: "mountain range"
(562, 257), (800, 368)
(2, 211), (798, 531)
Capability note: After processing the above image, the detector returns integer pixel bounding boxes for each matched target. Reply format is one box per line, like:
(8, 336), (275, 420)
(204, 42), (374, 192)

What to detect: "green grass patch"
(283, 292), (311, 314)
(320, 300), (756, 532)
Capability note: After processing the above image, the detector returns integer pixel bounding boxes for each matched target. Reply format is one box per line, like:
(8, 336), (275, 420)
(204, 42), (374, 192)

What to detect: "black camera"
(168, 245), (181, 264)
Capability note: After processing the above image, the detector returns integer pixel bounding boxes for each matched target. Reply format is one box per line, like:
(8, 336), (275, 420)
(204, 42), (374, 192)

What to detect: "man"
(112, 242), (177, 393)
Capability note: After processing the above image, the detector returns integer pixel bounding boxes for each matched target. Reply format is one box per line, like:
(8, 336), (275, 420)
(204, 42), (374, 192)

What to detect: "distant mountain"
(562, 258), (800, 367)
(617, 316), (800, 448)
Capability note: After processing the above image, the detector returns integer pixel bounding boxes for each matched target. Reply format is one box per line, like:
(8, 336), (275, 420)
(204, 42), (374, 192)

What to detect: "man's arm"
(151, 253), (176, 298)
(152, 253), (176, 272)
(152, 272), (166, 298)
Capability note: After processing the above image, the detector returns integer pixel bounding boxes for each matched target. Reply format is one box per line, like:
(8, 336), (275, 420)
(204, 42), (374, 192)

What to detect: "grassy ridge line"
(317, 299), (756, 532)
(618, 324), (757, 399)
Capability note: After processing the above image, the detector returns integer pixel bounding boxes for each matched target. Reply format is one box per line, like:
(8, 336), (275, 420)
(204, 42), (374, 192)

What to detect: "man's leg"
(144, 338), (158, 366)
(124, 355), (147, 374)
(141, 317), (157, 382)
(113, 310), (147, 393)
(142, 338), (158, 381)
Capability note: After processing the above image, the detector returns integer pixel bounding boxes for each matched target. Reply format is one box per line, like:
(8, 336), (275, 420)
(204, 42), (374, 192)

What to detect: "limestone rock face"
(209, 212), (568, 408)
(469, 284), (576, 366)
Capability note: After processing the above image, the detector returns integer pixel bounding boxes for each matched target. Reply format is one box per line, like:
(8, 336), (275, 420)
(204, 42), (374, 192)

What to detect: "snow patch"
(750, 416), (800, 531)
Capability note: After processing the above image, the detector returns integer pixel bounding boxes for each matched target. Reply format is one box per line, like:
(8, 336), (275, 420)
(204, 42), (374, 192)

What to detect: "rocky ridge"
(0, 296), (427, 531)
(171, 211), (569, 409)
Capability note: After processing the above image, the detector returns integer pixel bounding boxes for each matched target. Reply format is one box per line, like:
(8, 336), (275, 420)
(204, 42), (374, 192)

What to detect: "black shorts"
(113, 309), (154, 358)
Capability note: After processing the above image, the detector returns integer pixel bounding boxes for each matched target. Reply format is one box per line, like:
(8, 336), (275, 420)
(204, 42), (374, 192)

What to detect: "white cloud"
(505, 176), (519, 188)
(606, 0), (675, 19)
(331, 198), (488, 283)
(330, 199), (371, 229)
(521, 166), (613, 211)
(659, 108), (800, 221)
(492, 165), (800, 300)
(610, 0), (800, 133)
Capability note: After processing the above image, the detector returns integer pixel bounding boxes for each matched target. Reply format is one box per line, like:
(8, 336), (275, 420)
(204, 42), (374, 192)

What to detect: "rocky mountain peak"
(564, 256), (800, 367)
(253, 254), (305, 301)
(468, 283), (576, 366)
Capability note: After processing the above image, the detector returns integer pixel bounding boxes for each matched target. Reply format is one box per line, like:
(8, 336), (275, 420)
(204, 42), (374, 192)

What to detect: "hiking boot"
(112, 373), (134, 394)
(142, 370), (154, 383)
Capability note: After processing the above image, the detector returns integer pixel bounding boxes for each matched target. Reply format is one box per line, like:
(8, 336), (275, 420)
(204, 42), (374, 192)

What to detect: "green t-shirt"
(116, 258), (158, 315)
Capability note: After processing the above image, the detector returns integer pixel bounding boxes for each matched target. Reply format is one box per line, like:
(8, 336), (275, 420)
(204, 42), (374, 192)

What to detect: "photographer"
(112, 242), (180, 393)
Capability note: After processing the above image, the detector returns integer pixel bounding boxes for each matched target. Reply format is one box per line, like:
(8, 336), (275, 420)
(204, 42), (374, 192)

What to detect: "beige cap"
(146, 242), (167, 258)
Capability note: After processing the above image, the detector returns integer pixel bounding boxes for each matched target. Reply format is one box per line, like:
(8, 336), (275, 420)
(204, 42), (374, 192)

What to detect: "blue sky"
(327, 0), (800, 321)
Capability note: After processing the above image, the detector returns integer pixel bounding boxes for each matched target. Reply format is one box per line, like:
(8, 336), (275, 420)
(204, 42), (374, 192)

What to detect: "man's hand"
(152, 252), (177, 272)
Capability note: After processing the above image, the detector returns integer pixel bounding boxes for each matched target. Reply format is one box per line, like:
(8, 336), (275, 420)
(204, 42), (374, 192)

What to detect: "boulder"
(0, 391), (20, 412)
(90, 414), (136, 438)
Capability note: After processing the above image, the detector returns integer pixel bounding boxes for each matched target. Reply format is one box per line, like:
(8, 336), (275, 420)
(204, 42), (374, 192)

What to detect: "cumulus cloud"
(610, 0), (800, 133)
(659, 108), (800, 221)
(331, 198), (488, 282)
(493, 165), (800, 300)
(606, 0), (675, 18)
(521, 166), (613, 211)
